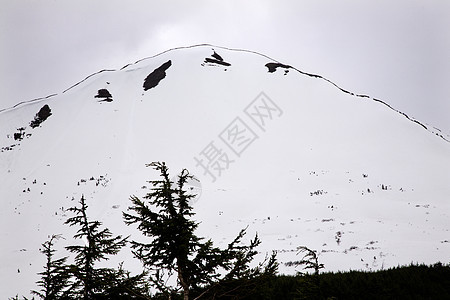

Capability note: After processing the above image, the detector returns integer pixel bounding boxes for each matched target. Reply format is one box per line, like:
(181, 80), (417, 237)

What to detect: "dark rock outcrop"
(143, 60), (172, 91)
(265, 62), (291, 74)
(14, 127), (26, 141)
(94, 89), (113, 102)
(203, 51), (231, 67)
(30, 105), (52, 128)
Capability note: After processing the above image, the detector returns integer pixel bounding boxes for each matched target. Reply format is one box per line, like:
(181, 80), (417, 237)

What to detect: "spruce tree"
(65, 195), (129, 299)
(31, 235), (73, 299)
(288, 246), (324, 276)
(286, 246), (325, 300)
(123, 162), (277, 300)
(100, 262), (151, 299)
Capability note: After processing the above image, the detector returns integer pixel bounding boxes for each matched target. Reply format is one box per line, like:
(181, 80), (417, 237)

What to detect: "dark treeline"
(10, 162), (450, 299)
(11, 263), (450, 299)
(239, 263), (450, 300)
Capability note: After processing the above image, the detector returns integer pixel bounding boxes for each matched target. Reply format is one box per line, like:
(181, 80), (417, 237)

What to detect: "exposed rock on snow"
(143, 60), (172, 91)
(265, 62), (291, 74)
(94, 89), (113, 102)
(203, 50), (231, 67)
(30, 104), (52, 128)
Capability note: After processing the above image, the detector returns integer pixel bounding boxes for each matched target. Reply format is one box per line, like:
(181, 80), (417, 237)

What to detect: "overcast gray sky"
(1, 0), (449, 134)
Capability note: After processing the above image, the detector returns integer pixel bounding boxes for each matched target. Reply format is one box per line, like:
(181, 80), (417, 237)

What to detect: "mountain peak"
(1, 44), (449, 298)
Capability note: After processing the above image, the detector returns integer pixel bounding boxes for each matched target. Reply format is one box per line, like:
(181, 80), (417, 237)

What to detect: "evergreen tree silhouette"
(123, 162), (277, 300)
(65, 195), (129, 299)
(31, 235), (73, 299)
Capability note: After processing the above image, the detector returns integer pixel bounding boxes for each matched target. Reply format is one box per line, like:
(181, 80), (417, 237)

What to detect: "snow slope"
(1, 45), (449, 297)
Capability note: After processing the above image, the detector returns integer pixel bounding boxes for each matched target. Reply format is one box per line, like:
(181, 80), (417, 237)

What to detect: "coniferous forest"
(10, 162), (450, 299)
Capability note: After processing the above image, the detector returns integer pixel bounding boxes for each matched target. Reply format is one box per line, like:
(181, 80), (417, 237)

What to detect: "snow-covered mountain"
(1, 44), (449, 297)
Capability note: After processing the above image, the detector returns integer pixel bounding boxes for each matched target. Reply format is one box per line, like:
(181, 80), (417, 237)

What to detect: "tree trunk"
(178, 264), (189, 300)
